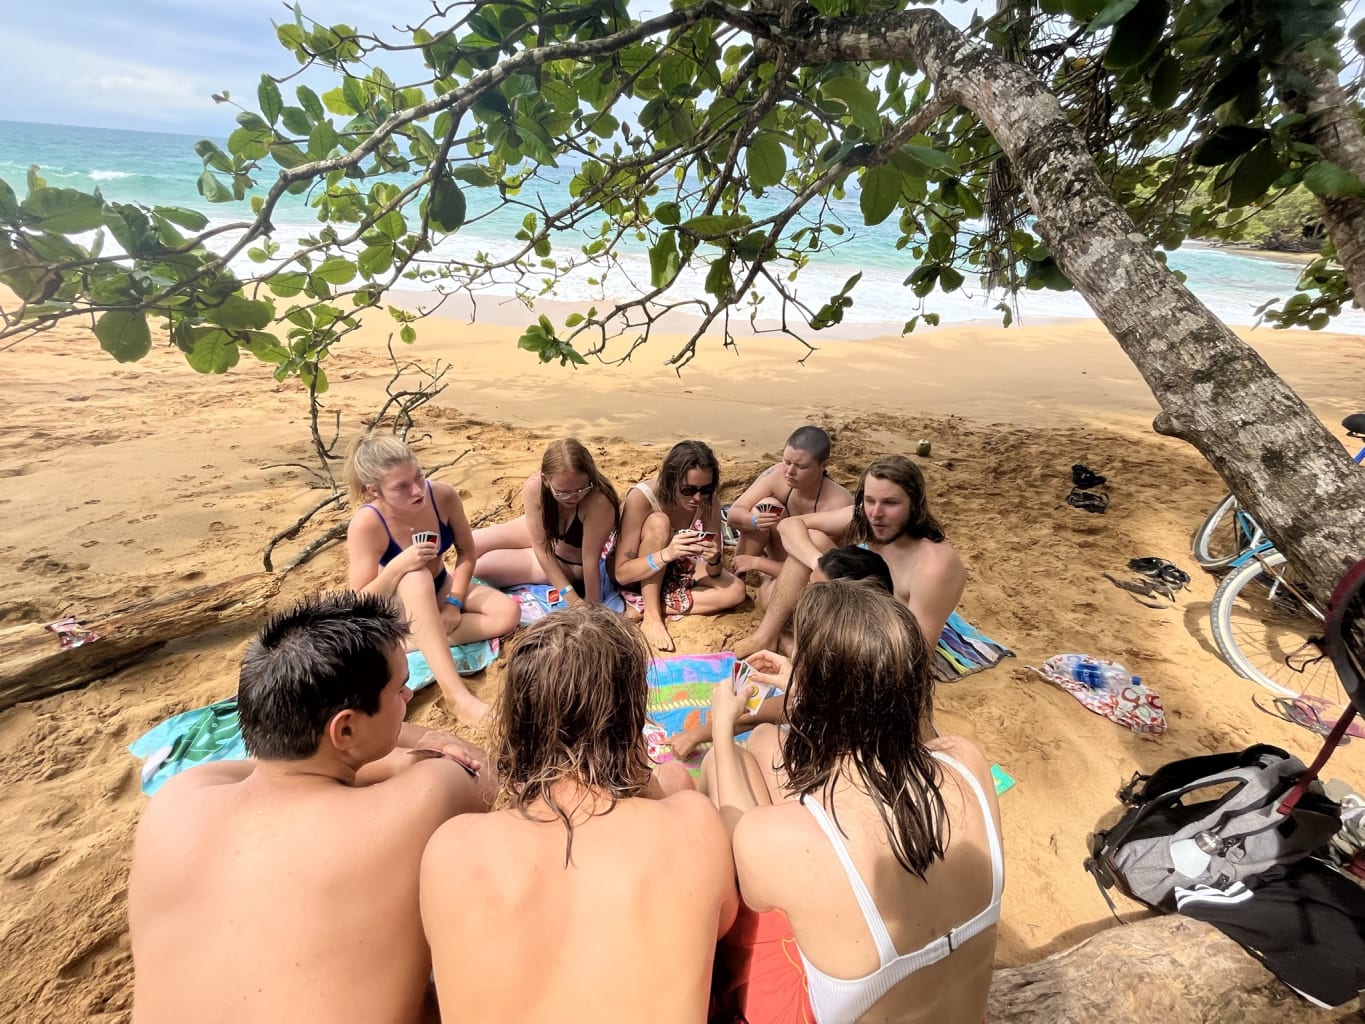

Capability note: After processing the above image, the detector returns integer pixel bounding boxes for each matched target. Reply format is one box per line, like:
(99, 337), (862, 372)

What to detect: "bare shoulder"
(522, 473), (543, 507)
(825, 477), (855, 505)
(371, 756), (485, 829)
(923, 534), (966, 573)
(925, 734), (998, 813)
(429, 478), (465, 513)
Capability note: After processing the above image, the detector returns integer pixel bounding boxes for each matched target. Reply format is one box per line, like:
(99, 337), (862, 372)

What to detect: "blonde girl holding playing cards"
(345, 434), (521, 725)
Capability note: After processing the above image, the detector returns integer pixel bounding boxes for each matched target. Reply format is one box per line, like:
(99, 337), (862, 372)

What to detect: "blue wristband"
(751, 512), (759, 528)
(446, 595), (464, 610)
(646, 553), (659, 572)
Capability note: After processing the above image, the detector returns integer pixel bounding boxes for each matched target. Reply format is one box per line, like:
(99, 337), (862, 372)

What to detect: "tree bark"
(784, 10), (1365, 600)
(988, 915), (1354, 1023)
(1279, 56), (1365, 312)
(0, 573), (280, 711)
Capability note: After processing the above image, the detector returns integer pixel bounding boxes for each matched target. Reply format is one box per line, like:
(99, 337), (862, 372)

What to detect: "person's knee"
(641, 511), (672, 546)
(655, 760), (695, 796)
(486, 591), (522, 635)
(720, 574), (746, 608)
(395, 568), (438, 603)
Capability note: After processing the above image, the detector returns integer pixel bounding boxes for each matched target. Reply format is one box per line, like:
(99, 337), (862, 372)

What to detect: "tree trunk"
(0, 573), (280, 711)
(788, 11), (1365, 600)
(988, 915), (1354, 1023)
(1279, 56), (1365, 312)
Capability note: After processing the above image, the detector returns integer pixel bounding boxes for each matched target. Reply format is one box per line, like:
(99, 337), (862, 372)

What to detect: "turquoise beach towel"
(934, 612), (1013, 682)
(129, 640), (499, 796)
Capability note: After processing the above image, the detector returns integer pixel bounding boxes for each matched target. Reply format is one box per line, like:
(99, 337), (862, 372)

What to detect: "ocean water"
(2, 118), (1359, 332)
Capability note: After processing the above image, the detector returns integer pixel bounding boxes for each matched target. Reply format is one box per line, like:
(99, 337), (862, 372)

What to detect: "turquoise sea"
(2, 118), (1359, 332)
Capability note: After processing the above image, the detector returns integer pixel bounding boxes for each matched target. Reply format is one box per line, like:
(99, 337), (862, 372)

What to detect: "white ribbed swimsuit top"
(796, 751), (1004, 1024)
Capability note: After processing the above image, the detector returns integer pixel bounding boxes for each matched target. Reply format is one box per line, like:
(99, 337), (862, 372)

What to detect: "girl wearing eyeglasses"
(472, 438), (622, 606)
(615, 439), (746, 651)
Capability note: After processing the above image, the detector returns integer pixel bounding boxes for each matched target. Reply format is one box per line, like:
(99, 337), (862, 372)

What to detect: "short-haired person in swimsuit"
(614, 440), (745, 652)
(704, 579), (1004, 1024)
(345, 435), (521, 725)
(726, 426), (852, 598)
(472, 438), (621, 605)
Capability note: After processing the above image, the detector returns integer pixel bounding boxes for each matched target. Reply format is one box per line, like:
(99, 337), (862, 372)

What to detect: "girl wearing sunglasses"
(472, 439), (622, 606)
(615, 439), (745, 651)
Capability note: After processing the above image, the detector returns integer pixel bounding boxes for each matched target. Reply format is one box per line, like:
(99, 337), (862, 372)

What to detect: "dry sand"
(1, 307), (1363, 1023)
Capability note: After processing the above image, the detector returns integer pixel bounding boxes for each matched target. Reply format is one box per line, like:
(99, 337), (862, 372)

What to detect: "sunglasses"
(549, 482), (594, 500)
(679, 483), (717, 497)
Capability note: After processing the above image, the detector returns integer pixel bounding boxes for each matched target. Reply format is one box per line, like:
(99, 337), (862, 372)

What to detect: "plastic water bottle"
(1062, 655), (1129, 692)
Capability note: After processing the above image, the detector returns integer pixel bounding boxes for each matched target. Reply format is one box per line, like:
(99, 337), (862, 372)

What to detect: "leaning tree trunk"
(789, 10), (1365, 600)
(1278, 56), (1365, 312)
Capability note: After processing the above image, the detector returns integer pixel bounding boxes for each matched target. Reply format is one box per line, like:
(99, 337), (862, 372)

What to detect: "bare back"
(130, 761), (479, 1024)
(422, 789), (738, 1024)
(734, 737), (1002, 1024)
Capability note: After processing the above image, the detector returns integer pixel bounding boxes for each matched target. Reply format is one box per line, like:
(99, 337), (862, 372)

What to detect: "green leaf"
(358, 243), (395, 278)
(155, 205), (208, 231)
(280, 105), (313, 136)
(425, 179), (466, 232)
(1227, 143), (1284, 208)
(186, 329), (241, 373)
(21, 188), (105, 232)
(655, 201), (681, 226)
(649, 233), (679, 288)
(1302, 160), (1365, 198)
(297, 84), (325, 122)
(94, 310), (152, 362)
(258, 75), (283, 124)
(1102, 0), (1169, 70)
(678, 214), (750, 238)
(313, 258), (357, 285)
(1149, 55), (1181, 108)
(193, 139), (233, 173)
(747, 134), (787, 189)
(195, 170), (230, 206)
(939, 266), (965, 292)
(205, 294), (275, 330)
(1191, 126), (1266, 167)
(342, 76), (367, 114)
(1087, 0), (1141, 30)
(821, 78), (882, 135)
(400, 324), (417, 344)
(899, 142), (959, 174)
(268, 271), (309, 297)
(705, 257), (733, 298)
(860, 164), (902, 226)
(0, 178), (18, 223)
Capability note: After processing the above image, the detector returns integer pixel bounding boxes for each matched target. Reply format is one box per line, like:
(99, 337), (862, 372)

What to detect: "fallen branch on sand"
(0, 573), (280, 712)
(988, 914), (1355, 1022)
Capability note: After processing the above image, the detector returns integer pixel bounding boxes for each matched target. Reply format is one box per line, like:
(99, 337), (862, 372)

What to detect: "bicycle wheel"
(1191, 493), (1254, 570)
(1210, 551), (1341, 705)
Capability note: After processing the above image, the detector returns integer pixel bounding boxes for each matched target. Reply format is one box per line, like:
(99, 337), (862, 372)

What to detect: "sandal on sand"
(1067, 487), (1109, 513)
(1128, 557), (1191, 590)
(1071, 464), (1107, 489)
(1102, 572), (1174, 608)
(1251, 693), (1352, 743)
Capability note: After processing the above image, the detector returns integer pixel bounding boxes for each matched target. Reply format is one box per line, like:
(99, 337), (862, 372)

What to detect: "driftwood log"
(0, 573), (280, 711)
(989, 914), (1358, 1023)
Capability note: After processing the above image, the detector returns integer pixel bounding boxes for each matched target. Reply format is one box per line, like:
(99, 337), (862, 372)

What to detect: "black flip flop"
(1128, 557), (1191, 590)
(1067, 487), (1109, 513)
(1072, 464), (1107, 489)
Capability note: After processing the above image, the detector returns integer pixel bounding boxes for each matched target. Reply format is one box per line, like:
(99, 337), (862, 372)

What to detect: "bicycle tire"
(1210, 551), (1336, 700)
(1191, 493), (1248, 570)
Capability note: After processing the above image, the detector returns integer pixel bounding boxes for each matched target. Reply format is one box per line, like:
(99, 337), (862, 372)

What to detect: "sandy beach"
(1, 307), (1364, 1022)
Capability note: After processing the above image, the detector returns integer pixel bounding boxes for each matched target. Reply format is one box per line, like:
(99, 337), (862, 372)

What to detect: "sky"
(0, 0), (418, 136)
(0, 1), (986, 138)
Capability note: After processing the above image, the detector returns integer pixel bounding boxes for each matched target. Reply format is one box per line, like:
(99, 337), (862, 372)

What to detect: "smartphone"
(411, 530), (437, 545)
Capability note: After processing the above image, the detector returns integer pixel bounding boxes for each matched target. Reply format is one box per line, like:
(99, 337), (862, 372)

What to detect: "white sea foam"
(89, 169), (133, 180)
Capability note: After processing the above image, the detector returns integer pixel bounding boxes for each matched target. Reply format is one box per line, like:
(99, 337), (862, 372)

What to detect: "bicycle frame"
(1226, 546), (1327, 624)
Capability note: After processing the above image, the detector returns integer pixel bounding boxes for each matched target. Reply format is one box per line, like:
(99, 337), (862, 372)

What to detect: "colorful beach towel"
(934, 612), (1013, 682)
(505, 555), (625, 623)
(128, 641), (499, 796)
(646, 651), (741, 774)
(645, 650), (1018, 795)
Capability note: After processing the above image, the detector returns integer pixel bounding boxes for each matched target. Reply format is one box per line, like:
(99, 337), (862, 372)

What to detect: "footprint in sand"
(80, 540), (99, 549)
(2, 848), (62, 882)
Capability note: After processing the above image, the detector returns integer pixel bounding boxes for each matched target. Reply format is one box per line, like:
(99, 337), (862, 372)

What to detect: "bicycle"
(1191, 414), (1365, 570)
(1205, 419), (1365, 733)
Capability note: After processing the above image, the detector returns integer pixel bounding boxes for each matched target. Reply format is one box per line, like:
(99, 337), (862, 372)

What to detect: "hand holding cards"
(732, 659), (772, 715)
(411, 530), (437, 545)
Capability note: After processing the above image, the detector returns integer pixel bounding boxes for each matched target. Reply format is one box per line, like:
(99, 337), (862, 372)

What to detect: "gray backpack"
(1085, 744), (1341, 912)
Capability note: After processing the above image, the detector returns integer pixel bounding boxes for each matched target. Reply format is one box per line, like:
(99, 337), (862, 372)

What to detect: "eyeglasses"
(679, 483), (718, 497)
(550, 482), (594, 500)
